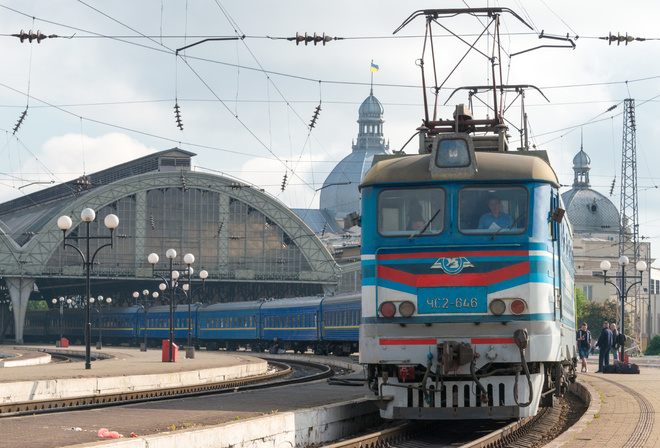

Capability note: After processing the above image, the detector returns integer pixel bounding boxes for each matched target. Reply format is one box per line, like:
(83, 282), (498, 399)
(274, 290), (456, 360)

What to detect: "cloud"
(0, 133), (156, 202)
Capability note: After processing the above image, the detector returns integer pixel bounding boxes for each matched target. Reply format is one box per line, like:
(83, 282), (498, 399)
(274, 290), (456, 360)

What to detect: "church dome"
(573, 149), (591, 168)
(320, 149), (385, 218)
(561, 189), (619, 234)
(358, 94), (384, 117)
(562, 146), (619, 235)
(320, 90), (390, 219)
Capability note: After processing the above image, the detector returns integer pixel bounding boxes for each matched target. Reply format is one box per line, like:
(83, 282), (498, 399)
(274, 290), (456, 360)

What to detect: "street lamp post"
(148, 249), (196, 362)
(57, 208), (118, 370)
(180, 255), (209, 349)
(51, 296), (72, 344)
(0, 296), (10, 344)
(600, 256), (647, 361)
(89, 295), (111, 349)
(133, 289), (159, 351)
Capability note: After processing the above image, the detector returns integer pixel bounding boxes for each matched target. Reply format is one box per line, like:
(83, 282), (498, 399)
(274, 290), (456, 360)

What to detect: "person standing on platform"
(595, 321), (613, 373)
(610, 322), (619, 361)
(576, 322), (592, 373)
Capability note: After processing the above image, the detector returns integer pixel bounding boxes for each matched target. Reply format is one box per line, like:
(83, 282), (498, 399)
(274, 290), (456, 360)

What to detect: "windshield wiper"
(490, 211), (527, 239)
(409, 208), (442, 241)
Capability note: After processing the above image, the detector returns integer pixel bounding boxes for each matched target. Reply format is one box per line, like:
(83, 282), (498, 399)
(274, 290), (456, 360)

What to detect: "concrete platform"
(0, 344), (267, 403)
(0, 347), (52, 368)
(547, 358), (660, 448)
(0, 348), (375, 448)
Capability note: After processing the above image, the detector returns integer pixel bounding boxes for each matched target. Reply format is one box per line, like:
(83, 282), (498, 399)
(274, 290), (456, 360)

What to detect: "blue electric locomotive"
(358, 7), (577, 421)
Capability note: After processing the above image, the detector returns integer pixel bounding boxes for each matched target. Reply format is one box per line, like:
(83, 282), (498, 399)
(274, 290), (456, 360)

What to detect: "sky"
(1, 1), (660, 262)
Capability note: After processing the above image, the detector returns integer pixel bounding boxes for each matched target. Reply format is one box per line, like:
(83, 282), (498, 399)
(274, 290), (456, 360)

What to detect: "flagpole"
(370, 60), (374, 94)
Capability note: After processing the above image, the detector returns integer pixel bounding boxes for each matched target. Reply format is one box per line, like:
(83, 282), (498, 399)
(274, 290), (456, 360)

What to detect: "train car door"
(550, 190), (563, 321)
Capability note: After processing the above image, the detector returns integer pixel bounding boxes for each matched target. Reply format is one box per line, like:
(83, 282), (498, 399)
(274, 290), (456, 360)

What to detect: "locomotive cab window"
(458, 187), (528, 234)
(378, 188), (445, 236)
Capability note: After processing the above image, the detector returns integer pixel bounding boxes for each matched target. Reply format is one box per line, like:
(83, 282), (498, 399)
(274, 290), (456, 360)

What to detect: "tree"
(575, 288), (588, 326)
(578, 299), (629, 337)
(645, 335), (660, 356)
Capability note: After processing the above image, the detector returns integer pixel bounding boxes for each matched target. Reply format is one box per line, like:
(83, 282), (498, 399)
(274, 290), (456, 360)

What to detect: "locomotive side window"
(458, 187), (528, 234)
(378, 188), (445, 236)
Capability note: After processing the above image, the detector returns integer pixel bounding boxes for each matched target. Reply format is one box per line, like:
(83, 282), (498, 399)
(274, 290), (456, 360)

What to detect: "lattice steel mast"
(618, 98), (642, 337)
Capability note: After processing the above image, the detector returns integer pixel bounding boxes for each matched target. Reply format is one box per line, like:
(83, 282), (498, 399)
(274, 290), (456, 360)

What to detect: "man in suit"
(595, 321), (613, 373)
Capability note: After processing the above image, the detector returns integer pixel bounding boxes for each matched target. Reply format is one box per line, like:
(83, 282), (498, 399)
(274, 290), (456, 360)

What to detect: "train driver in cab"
(478, 196), (513, 230)
(407, 200), (425, 231)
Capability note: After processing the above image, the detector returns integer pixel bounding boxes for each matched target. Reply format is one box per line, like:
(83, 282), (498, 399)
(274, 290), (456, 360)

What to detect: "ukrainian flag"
(370, 62), (379, 72)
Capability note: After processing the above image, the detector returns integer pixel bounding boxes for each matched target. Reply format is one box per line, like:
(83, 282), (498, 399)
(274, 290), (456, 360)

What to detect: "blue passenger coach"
(261, 296), (322, 353)
(320, 293), (360, 355)
(99, 305), (142, 344)
(198, 301), (262, 351)
(143, 305), (201, 343)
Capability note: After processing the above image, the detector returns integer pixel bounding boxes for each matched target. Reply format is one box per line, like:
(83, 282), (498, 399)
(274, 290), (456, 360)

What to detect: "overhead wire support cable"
(175, 36), (245, 55)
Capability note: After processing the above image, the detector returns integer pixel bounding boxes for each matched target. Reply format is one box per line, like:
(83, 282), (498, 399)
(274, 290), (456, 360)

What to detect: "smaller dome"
(573, 149), (591, 168)
(359, 94), (384, 118)
(561, 189), (619, 234)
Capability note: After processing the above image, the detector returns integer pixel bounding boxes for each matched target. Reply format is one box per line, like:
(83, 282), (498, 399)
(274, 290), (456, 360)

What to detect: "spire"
(354, 88), (389, 153)
(572, 131), (591, 188)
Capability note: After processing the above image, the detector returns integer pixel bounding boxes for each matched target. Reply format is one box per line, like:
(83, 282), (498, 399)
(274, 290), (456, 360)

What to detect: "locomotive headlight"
(489, 299), (506, 316)
(510, 299), (527, 315)
(399, 301), (415, 318)
(380, 301), (396, 318)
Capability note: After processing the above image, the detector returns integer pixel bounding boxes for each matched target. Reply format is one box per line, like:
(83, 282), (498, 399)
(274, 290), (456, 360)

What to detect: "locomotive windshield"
(378, 188), (445, 236)
(458, 186), (528, 234)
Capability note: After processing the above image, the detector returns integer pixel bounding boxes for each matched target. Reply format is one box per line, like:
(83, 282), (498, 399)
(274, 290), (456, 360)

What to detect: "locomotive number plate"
(417, 286), (487, 314)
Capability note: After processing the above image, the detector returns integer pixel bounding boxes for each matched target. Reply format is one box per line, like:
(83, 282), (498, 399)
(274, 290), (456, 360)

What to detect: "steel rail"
(322, 406), (563, 448)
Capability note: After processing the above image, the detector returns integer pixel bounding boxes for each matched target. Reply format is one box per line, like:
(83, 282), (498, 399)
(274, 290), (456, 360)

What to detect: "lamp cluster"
(600, 255), (647, 362)
(147, 249), (208, 361)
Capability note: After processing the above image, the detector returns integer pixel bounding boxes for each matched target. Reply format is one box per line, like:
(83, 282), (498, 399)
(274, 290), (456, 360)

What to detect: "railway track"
(0, 359), (332, 418)
(322, 397), (569, 448)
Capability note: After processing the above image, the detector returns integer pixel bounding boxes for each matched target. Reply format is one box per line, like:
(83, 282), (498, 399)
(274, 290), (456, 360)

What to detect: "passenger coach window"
(378, 188), (445, 236)
(458, 187), (528, 234)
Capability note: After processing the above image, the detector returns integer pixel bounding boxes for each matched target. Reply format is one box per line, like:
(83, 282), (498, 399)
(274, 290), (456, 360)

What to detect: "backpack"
(603, 364), (619, 374)
(617, 333), (626, 347)
(619, 362), (640, 374)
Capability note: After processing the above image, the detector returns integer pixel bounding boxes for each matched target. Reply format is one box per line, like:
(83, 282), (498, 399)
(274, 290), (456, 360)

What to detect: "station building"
(0, 149), (340, 342)
(562, 146), (659, 346)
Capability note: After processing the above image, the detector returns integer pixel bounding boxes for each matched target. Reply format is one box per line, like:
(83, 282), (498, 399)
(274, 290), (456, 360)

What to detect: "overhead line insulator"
(605, 32), (646, 45)
(290, 32), (340, 46)
(174, 102), (184, 131)
(12, 29), (58, 43)
(281, 173), (288, 192)
(309, 104), (322, 129)
(13, 109), (28, 134)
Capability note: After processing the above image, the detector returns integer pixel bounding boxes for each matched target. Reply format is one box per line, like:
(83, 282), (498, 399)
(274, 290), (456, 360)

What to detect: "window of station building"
(582, 285), (593, 301)
(458, 186), (528, 234)
(378, 188), (445, 237)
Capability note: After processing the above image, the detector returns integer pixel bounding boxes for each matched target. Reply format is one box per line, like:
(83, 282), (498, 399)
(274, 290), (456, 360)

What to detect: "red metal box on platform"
(161, 340), (178, 362)
(60, 338), (69, 348)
